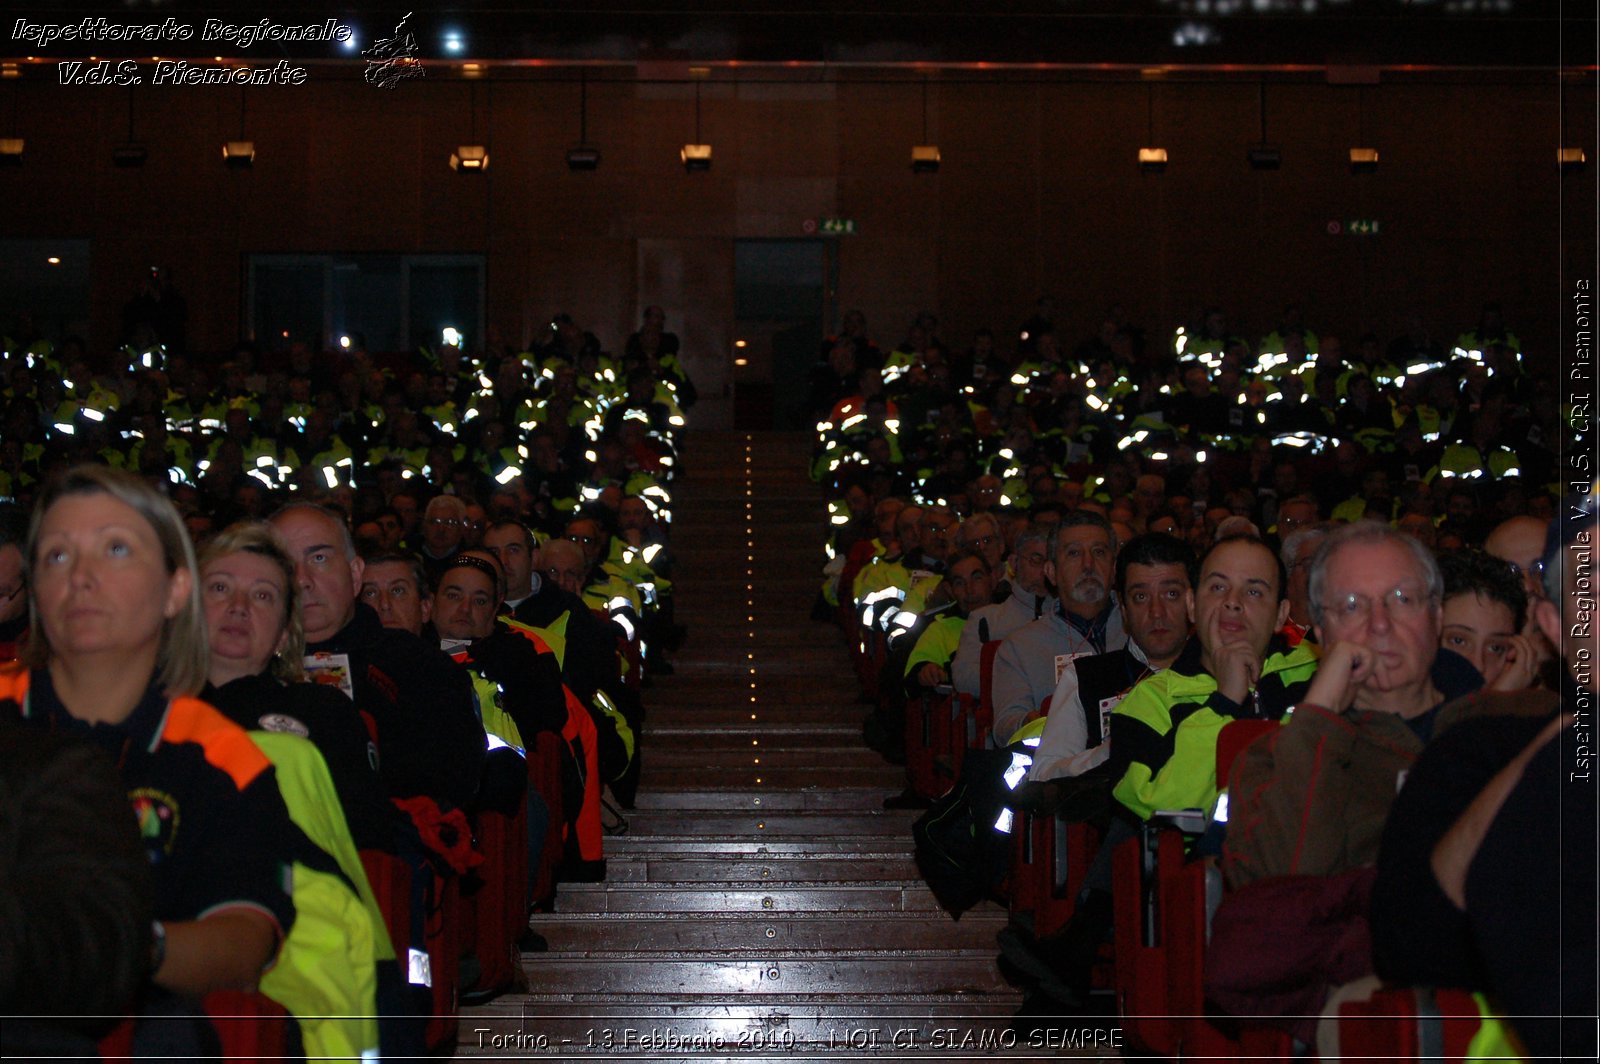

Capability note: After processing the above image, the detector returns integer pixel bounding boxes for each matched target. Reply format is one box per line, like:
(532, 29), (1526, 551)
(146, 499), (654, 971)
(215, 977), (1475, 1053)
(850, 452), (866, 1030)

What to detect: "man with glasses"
(956, 512), (1006, 574)
(1280, 522), (1332, 635)
(1222, 522), (1497, 889)
(0, 503), (26, 662)
(1484, 513), (1557, 682)
(951, 524), (1056, 699)
(418, 494), (469, 587)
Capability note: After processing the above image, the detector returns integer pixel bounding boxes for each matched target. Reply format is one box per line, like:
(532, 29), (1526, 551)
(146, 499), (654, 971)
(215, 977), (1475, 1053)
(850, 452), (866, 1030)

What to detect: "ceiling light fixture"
(1247, 82), (1280, 170)
(1140, 84), (1167, 173)
(682, 77), (710, 172)
(912, 75), (939, 173)
(114, 89), (146, 167)
(223, 90), (252, 168)
(452, 81), (489, 171)
(567, 69), (600, 171)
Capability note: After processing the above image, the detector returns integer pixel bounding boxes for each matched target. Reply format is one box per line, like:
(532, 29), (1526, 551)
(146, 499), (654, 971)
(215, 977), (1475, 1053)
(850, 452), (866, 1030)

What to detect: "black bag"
(912, 745), (1017, 917)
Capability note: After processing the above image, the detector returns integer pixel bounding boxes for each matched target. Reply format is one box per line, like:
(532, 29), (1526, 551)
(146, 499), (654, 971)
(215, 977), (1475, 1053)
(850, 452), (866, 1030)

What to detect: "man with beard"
(989, 512), (1127, 745)
(1025, 533), (1197, 782)
(999, 534), (1197, 1014)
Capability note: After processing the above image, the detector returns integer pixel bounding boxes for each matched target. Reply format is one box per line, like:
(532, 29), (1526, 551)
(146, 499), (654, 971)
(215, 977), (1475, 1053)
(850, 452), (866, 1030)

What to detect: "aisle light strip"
(746, 435), (758, 762)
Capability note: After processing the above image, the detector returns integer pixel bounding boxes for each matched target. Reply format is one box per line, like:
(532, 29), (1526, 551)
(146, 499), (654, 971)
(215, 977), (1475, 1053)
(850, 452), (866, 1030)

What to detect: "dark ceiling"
(2, 2), (1592, 73)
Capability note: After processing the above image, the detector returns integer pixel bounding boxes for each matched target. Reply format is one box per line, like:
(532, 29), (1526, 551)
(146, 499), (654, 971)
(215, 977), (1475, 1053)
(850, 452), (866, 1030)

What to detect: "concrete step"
(595, 855), (923, 885)
(526, 911), (1007, 952)
(458, 428), (1028, 1059)
(549, 884), (946, 915)
(628, 788), (907, 811)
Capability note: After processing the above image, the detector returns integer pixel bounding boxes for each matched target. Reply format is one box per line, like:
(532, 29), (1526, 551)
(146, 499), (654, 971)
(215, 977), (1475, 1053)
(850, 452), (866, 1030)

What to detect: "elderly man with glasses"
(1224, 521), (1510, 889)
(1208, 521), (1557, 1039)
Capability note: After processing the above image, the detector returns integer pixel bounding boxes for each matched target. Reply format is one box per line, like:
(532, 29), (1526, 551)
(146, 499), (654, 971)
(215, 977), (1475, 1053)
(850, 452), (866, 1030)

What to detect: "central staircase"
(460, 431), (1032, 1059)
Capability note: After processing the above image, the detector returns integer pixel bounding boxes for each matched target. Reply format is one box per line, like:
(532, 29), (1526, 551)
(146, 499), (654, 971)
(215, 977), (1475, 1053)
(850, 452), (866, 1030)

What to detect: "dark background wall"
(0, 70), (1592, 402)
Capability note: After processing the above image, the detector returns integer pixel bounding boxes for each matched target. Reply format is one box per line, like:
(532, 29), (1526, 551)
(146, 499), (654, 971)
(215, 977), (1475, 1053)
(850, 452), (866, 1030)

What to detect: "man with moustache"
(1024, 533), (1197, 782)
(990, 512), (1128, 746)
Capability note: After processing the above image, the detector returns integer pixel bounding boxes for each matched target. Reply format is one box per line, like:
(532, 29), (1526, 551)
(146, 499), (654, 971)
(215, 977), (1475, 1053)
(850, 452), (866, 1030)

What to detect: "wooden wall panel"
(0, 75), (1588, 377)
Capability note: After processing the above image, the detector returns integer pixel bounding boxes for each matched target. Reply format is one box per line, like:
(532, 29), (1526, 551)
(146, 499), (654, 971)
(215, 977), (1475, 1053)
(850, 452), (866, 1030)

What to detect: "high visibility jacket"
(504, 614), (635, 772)
(905, 615), (965, 677)
(454, 626), (603, 864)
(1110, 634), (1319, 822)
(250, 731), (385, 1062)
(1428, 443), (1522, 483)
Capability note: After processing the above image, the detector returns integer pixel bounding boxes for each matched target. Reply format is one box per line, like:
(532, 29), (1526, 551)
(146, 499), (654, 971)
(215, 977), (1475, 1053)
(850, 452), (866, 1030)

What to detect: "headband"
(442, 554), (501, 592)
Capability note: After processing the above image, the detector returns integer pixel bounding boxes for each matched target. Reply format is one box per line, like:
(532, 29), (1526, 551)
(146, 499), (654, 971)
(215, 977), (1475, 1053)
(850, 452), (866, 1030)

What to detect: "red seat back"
(467, 799), (529, 996)
(200, 991), (292, 1063)
(976, 640), (1002, 740)
(1035, 819), (1102, 940)
(1335, 986), (1488, 1061)
(1112, 827), (1175, 1056)
(528, 731), (567, 909)
(1216, 718), (1278, 785)
(99, 992), (293, 1062)
(422, 873), (461, 1052)
(905, 690), (943, 799)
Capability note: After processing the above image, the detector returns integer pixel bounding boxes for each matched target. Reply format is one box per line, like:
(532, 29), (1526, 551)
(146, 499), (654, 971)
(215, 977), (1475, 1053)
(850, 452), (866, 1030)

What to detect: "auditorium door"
(733, 239), (833, 431)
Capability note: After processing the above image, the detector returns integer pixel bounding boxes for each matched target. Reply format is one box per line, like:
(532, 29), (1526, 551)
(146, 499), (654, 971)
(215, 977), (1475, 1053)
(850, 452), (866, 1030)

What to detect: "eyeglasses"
(568, 534), (598, 545)
(426, 517), (463, 528)
(963, 533), (999, 550)
(1327, 582), (1435, 626)
(1505, 558), (1546, 582)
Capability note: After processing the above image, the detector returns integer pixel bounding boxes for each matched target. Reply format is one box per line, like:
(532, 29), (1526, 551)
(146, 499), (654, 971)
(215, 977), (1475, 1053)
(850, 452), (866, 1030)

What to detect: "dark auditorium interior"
(0, 0), (1596, 1060)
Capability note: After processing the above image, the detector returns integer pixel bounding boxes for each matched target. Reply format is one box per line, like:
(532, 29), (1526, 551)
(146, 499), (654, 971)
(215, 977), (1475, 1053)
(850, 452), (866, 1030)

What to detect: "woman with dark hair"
(2, 465), (295, 1002)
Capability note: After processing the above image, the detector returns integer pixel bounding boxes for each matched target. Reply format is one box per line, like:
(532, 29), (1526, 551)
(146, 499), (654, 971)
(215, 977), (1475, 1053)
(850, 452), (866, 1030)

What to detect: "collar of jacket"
(1161, 630), (1322, 692)
(1011, 581), (1055, 619)
(308, 600), (382, 654)
(1056, 597), (1115, 639)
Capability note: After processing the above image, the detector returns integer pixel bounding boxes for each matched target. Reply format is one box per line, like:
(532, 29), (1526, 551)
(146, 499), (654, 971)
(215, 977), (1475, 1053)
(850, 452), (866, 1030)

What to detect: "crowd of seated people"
(817, 302), (1593, 1059)
(0, 308), (692, 1056)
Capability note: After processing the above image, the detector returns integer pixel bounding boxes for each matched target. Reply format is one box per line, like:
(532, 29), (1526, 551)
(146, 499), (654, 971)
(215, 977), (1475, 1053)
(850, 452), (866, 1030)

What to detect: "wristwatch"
(151, 919), (167, 972)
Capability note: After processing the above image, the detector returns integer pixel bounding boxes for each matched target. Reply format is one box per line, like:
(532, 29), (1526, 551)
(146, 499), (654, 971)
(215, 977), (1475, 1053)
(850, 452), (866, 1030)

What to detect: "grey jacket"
(950, 583), (1056, 698)
(989, 601), (1126, 745)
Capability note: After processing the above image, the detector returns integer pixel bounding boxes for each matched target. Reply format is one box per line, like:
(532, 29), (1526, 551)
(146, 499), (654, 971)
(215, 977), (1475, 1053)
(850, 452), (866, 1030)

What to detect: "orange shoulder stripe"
(159, 696), (273, 792)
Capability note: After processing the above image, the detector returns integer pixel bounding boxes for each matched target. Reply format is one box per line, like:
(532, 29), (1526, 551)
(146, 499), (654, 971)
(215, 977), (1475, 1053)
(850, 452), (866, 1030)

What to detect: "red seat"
(1008, 809), (1045, 929)
(362, 843), (460, 1054)
(466, 798), (529, 998)
(1036, 819), (1102, 940)
(99, 992), (292, 1062)
(528, 731), (567, 909)
(360, 848), (413, 968)
(1334, 986), (1489, 1061)
(200, 990), (293, 1063)
(1159, 719), (1291, 1057)
(904, 689), (943, 799)
(1112, 825), (1179, 1056)
(1217, 718), (1278, 787)
(975, 640), (1002, 748)
(423, 873), (462, 1052)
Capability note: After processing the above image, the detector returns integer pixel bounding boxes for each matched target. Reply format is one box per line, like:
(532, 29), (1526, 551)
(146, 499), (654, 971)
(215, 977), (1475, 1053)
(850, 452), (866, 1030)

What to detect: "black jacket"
(307, 602), (485, 812)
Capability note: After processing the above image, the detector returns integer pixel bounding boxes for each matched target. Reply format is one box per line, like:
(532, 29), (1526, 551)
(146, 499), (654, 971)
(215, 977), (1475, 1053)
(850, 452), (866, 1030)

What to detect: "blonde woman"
(4, 465), (294, 1001)
(198, 521), (392, 850)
